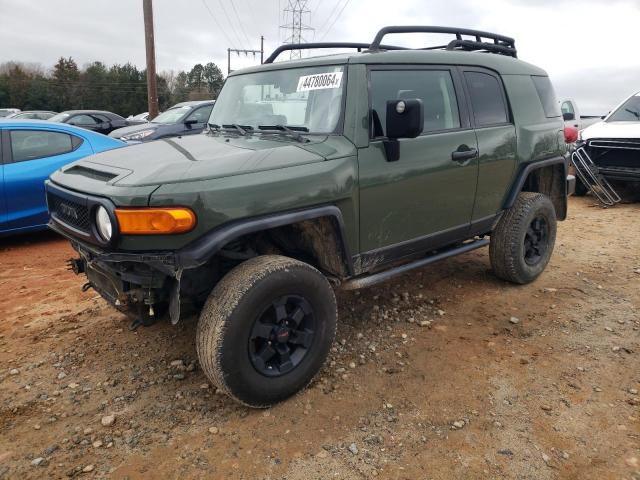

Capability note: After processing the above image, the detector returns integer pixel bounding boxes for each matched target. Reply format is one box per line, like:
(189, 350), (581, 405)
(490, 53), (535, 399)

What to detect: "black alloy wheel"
(249, 295), (316, 377)
(524, 216), (549, 266)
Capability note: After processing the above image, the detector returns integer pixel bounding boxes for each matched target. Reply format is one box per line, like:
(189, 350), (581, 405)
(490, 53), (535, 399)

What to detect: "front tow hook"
(67, 258), (85, 275)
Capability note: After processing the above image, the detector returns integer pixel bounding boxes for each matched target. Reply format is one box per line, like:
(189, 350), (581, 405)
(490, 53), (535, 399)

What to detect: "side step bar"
(571, 146), (621, 207)
(341, 238), (489, 290)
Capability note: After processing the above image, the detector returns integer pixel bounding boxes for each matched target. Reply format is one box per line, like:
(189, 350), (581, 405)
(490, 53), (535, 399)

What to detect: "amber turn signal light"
(115, 208), (196, 235)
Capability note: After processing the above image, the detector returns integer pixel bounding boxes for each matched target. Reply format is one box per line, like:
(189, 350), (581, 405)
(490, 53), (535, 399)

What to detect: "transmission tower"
(280, 0), (314, 59)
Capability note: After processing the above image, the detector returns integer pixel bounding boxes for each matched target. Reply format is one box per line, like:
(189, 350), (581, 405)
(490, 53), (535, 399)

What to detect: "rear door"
(461, 68), (517, 227)
(3, 128), (91, 230)
(358, 66), (479, 258)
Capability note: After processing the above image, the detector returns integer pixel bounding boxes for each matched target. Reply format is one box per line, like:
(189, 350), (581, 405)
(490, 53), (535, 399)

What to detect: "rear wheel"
(490, 192), (557, 284)
(196, 255), (337, 407)
(574, 177), (589, 196)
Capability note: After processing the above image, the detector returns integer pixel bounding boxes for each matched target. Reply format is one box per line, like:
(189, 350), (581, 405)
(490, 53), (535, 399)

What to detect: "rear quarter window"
(531, 76), (561, 118)
(10, 130), (77, 162)
(464, 71), (509, 127)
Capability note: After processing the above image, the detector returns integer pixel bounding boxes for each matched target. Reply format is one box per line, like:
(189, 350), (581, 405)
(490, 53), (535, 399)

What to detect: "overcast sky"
(1, 0), (639, 114)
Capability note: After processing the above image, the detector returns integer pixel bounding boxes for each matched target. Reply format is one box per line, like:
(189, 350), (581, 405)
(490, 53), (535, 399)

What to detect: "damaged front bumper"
(52, 221), (184, 323)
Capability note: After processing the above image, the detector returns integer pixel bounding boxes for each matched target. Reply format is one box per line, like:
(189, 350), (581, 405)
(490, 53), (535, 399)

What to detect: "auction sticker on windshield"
(297, 72), (343, 92)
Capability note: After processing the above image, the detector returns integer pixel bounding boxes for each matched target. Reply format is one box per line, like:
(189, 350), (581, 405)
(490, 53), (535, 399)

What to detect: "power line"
(315, 0), (341, 35)
(319, 0), (351, 40)
(239, 0), (260, 39)
(229, 0), (252, 48)
(214, 0), (246, 49)
(200, 0), (237, 50)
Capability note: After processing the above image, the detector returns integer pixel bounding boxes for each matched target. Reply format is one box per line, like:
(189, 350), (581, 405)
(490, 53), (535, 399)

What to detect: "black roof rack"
(263, 42), (408, 64)
(263, 26), (517, 64)
(369, 26), (516, 57)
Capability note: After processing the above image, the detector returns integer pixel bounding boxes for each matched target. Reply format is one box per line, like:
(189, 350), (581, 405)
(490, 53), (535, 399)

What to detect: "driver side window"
(68, 114), (98, 126)
(369, 69), (461, 138)
(561, 101), (574, 116)
(185, 105), (213, 124)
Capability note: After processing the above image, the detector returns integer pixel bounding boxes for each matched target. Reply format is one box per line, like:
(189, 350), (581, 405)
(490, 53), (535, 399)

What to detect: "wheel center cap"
(275, 327), (290, 343)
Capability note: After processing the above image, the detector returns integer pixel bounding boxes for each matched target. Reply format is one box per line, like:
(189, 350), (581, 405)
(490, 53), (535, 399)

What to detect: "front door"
(0, 132), (6, 231)
(3, 128), (91, 231)
(358, 66), (479, 260)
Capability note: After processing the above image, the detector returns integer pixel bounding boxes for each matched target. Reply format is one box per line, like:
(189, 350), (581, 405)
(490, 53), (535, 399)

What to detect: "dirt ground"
(1, 196), (639, 480)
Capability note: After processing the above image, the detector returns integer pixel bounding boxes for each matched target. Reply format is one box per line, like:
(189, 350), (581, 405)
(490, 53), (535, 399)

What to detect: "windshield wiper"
(221, 124), (253, 136)
(625, 108), (640, 120)
(258, 125), (309, 143)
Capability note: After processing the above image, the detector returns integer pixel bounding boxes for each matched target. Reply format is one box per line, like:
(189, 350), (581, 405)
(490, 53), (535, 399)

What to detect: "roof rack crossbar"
(264, 42), (407, 64)
(369, 26), (517, 58)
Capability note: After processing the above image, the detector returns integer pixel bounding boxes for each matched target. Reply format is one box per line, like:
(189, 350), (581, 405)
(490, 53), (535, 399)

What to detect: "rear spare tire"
(490, 192), (557, 284)
(196, 255), (337, 407)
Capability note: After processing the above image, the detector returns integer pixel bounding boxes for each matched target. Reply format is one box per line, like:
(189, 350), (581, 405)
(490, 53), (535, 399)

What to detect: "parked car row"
(0, 100), (214, 142)
(8, 111), (58, 120)
(109, 100), (214, 142)
(0, 99), (215, 236)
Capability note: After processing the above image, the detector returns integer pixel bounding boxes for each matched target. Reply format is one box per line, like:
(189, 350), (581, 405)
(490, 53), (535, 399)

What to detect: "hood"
(67, 133), (333, 187)
(582, 121), (640, 141)
(109, 123), (159, 138)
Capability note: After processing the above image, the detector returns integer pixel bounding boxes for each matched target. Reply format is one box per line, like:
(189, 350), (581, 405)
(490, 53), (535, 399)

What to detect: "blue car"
(0, 120), (124, 236)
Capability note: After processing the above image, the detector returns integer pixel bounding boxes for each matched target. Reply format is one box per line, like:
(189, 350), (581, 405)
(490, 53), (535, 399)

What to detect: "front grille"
(585, 138), (640, 170)
(48, 193), (91, 232)
(588, 138), (640, 150)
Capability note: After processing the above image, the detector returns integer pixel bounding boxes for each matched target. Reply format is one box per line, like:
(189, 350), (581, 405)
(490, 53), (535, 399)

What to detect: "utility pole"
(227, 37), (265, 75)
(143, 0), (159, 119)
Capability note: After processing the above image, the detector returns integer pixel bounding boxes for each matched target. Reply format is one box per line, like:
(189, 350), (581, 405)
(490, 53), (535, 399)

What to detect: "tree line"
(0, 57), (225, 117)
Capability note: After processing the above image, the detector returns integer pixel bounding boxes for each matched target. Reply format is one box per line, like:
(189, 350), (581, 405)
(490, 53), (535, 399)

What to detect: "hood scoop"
(61, 161), (133, 185)
(65, 165), (118, 182)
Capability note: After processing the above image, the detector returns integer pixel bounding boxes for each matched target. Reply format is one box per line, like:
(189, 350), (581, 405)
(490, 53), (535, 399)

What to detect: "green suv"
(46, 27), (575, 407)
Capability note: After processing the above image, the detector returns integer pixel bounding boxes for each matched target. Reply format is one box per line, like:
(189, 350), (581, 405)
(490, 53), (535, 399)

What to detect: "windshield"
(152, 106), (190, 124)
(607, 94), (640, 122)
(0, 110), (15, 118)
(210, 65), (345, 134)
(49, 112), (71, 122)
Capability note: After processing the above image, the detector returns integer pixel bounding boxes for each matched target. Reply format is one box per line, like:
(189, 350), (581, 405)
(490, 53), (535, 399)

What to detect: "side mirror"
(184, 119), (198, 127)
(383, 99), (423, 162)
(562, 112), (575, 121)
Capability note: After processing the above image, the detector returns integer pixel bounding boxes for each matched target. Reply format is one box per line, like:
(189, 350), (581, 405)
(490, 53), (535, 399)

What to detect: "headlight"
(95, 206), (113, 241)
(121, 129), (155, 141)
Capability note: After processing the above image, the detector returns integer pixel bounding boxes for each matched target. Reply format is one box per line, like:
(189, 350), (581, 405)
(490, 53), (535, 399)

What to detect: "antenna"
(280, 0), (314, 59)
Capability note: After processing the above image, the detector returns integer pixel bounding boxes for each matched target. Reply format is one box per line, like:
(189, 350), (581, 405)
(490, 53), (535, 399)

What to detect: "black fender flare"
(176, 205), (355, 275)
(503, 156), (568, 212)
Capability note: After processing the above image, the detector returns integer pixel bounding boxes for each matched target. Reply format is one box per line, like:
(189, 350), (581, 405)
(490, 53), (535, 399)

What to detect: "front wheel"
(490, 192), (557, 284)
(196, 255), (337, 407)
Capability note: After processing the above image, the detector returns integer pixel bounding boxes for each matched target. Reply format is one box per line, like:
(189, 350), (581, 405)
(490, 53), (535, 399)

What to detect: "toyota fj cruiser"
(46, 26), (575, 407)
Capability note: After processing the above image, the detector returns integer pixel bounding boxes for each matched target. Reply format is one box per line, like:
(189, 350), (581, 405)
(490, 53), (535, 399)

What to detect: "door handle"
(451, 146), (478, 162)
